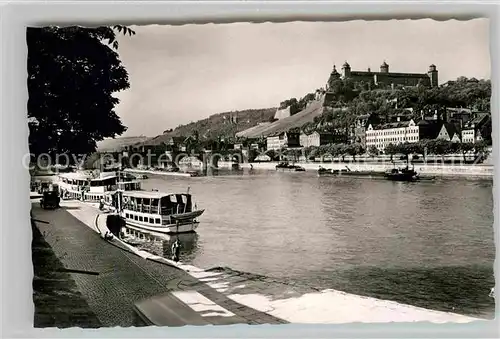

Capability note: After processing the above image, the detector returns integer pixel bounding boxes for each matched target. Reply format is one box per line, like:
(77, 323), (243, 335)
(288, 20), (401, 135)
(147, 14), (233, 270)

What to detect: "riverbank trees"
(273, 139), (489, 164)
(28, 26), (135, 161)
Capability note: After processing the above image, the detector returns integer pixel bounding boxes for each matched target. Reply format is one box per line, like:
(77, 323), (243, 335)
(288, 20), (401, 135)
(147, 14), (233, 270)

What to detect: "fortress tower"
(427, 64), (438, 87)
(341, 61), (351, 78)
(380, 61), (389, 73)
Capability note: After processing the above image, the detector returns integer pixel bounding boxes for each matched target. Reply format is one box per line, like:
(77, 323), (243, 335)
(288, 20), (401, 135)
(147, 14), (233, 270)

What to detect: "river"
(132, 169), (495, 319)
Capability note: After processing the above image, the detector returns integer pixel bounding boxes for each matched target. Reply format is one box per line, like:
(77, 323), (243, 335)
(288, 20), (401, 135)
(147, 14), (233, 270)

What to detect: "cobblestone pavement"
(31, 203), (286, 327)
(32, 220), (101, 328)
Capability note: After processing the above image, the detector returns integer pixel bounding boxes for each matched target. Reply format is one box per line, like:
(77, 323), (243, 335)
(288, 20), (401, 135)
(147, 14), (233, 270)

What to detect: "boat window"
(143, 198), (151, 213)
(139, 216), (143, 222)
(149, 217), (154, 224)
(155, 218), (161, 224)
(134, 215), (138, 221)
(151, 199), (159, 214)
(160, 196), (173, 215)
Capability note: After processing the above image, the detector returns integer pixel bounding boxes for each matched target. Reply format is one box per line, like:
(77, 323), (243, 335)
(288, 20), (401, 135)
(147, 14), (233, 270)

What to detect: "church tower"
(427, 64), (438, 87)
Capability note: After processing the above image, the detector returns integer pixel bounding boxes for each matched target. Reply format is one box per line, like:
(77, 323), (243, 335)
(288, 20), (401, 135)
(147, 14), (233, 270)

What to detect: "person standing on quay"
(171, 238), (181, 262)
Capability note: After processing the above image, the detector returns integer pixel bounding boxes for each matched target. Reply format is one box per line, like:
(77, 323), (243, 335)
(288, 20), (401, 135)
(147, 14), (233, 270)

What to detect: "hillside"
(142, 108), (276, 145)
(96, 136), (150, 152)
(236, 96), (326, 138)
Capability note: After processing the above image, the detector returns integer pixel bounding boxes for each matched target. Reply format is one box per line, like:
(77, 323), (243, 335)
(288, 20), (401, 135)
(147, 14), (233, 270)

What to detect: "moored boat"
(317, 166), (386, 178)
(116, 190), (205, 234)
(58, 170), (142, 203)
(384, 166), (419, 182)
(276, 162), (306, 172)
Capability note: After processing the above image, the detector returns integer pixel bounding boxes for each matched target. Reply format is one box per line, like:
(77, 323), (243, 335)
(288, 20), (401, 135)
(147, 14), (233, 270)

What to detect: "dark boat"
(276, 161), (305, 172)
(384, 166), (419, 182)
(275, 161), (294, 170)
(317, 166), (386, 178)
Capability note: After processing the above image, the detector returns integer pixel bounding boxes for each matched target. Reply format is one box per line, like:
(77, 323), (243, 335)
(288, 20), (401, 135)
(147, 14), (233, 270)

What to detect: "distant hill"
(141, 108), (276, 145)
(96, 136), (150, 152)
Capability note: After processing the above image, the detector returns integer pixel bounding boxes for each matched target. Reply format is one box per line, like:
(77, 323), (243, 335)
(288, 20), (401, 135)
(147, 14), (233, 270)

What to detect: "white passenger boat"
(57, 171), (93, 201)
(116, 190), (205, 234)
(57, 170), (142, 203)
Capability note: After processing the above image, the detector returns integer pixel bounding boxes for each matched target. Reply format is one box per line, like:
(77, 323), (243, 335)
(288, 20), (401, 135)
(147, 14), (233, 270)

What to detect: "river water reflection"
(128, 169), (494, 318)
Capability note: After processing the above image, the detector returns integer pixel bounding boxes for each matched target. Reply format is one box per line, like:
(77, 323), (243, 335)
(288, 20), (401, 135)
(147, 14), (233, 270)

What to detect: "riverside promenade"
(31, 201), (286, 327)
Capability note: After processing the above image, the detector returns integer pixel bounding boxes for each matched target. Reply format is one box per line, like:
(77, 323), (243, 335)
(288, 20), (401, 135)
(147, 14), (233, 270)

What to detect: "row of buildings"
(256, 107), (491, 153)
(362, 109), (491, 152)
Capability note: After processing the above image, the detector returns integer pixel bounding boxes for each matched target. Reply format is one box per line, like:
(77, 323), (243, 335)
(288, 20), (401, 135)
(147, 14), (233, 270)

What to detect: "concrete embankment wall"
(219, 161), (493, 177)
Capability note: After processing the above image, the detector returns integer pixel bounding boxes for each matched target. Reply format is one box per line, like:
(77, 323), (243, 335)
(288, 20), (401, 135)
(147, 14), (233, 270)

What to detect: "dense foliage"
(27, 25), (135, 158)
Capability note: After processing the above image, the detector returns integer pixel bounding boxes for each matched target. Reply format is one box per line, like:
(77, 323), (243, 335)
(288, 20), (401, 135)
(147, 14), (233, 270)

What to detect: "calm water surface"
(134, 169), (495, 318)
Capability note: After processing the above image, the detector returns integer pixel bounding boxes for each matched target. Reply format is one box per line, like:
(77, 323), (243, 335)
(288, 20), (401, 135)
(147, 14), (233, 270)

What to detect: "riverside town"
(27, 20), (494, 329)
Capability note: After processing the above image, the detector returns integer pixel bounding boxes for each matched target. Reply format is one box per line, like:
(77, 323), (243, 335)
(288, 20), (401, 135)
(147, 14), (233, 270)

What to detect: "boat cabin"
(121, 191), (194, 226)
(89, 175), (117, 193)
(58, 172), (92, 200)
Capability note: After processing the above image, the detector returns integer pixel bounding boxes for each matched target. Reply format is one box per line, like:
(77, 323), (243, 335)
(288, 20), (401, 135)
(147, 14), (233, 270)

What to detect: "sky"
(114, 18), (490, 137)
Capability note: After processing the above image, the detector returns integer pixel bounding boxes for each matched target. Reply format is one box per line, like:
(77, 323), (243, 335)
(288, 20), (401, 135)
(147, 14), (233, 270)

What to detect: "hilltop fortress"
(327, 61), (439, 89)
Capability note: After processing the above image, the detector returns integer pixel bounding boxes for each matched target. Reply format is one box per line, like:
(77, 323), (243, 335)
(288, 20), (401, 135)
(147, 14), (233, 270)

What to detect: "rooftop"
(59, 172), (93, 180)
(122, 190), (189, 199)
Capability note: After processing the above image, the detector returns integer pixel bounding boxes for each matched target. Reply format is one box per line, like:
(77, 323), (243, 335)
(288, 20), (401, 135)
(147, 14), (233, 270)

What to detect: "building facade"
(436, 123), (461, 142)
(461, 113), (491, 144)
(266, 132), (300, 151)
(366, 119), (420, 151)
(299, 131), (338, 148)
(339, 61), (439, 88)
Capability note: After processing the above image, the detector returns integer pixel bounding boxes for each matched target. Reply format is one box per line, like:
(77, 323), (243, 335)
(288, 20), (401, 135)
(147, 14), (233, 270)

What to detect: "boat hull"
(384, 173), (419, 182)
(318, 170), (386, 178)
(124, 219), (199, 234)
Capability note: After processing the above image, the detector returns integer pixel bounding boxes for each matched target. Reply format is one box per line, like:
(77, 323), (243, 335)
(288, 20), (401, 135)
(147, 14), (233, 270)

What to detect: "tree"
(27, 25), (135, 160)
(368, 145), (379, 158)
(472, 140), (490, 163)
(431, 139), (453, 163)
(335, 144), (349, 162)
(384, 143), (398, 162)
(346, 142), (365, 161)
(458, 142), (475, 163)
